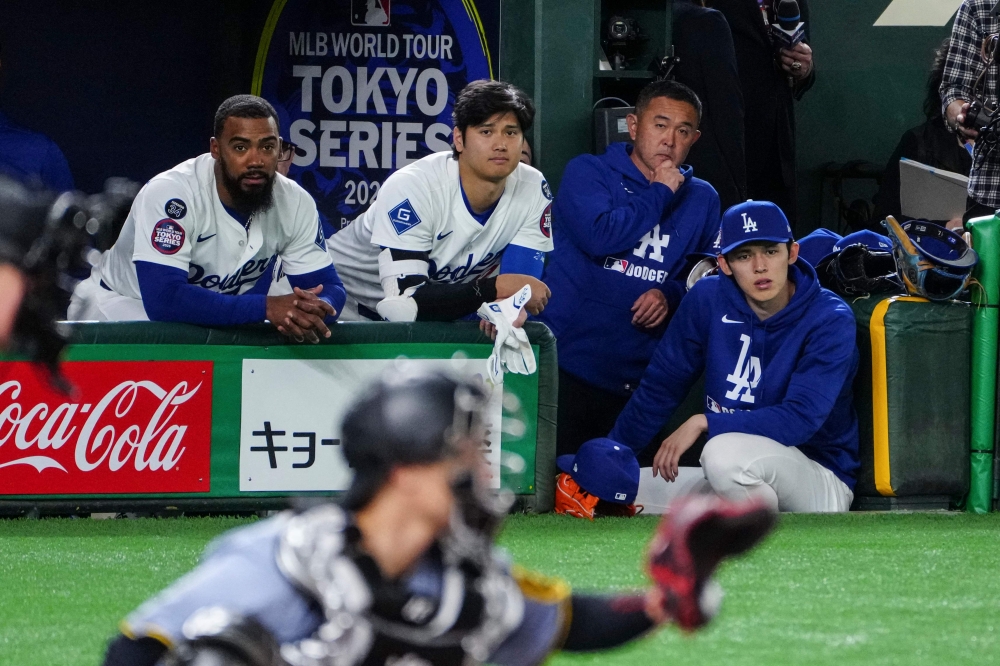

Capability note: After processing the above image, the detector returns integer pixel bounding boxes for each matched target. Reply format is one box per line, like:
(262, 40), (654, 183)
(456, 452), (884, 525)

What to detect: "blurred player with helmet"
(102, 369), (776, 666)
(606, 200), (860, 513)
(67, 95), (345, 343)
(0, 172), (137, 380)
(327, 80), (553, 324)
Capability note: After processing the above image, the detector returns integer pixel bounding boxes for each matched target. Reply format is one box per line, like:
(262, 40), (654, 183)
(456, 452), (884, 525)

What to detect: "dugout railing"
(0, 321), (557, 517)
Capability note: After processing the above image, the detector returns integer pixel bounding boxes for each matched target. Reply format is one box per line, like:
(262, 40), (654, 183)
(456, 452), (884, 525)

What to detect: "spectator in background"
(941, 1), (999, 223)
(0, 40), (74, 191)
(673, 0), (747, 210)
(706, 0), (814, 225)
(276, 139), (297, 177)
(520, 138), (533, 166)
(873, 39), (971, 231)
(538, 80), (721, 459)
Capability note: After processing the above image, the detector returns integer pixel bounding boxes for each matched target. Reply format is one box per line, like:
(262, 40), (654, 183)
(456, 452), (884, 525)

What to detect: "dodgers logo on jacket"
(725, 334), (761, 403)
(389, 199), (421, 235)
(633, 228), (668, 262)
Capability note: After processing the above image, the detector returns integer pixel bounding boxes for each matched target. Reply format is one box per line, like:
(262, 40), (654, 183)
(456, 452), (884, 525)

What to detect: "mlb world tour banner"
(251, 0), (501, 230)
(0, 322), (555, 514)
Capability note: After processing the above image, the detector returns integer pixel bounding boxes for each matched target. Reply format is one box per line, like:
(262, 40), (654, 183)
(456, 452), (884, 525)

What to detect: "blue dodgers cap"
(797, 228), (842, 267)
(833, 230), (892, 254)
(817, 229), (894, 266)
(719, 200), (793, 254)
(556, 438), (639, 504)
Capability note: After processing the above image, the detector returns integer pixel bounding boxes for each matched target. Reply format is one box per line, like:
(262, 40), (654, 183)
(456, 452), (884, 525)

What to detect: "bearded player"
(329, 80), (553, 322)
(102, 371), (776, 666)
(68, 95), (344, 343)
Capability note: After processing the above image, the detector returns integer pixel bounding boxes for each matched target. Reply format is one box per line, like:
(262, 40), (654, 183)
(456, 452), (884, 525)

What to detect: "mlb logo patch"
(388, 199), (421, 235)
(352, 0), (389, 26)
(151, 219), (185, 255)
(604, 257), (629, 273)
(615, 492), (626, 501)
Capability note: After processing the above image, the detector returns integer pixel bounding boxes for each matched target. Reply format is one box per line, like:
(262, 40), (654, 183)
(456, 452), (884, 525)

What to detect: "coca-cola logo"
(0, 361), (213, 495)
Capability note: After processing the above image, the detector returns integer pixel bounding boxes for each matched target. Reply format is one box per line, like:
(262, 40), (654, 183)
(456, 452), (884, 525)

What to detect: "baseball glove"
(648, 494), (777, 631)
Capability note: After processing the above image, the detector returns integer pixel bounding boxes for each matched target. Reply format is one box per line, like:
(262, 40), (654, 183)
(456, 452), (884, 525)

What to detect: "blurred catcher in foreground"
(103, 371), (776, 666)
(0, 174), (135, 382)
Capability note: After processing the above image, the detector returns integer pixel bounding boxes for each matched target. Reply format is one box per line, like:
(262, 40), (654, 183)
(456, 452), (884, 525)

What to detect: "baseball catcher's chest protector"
(851, 296), (971, 499)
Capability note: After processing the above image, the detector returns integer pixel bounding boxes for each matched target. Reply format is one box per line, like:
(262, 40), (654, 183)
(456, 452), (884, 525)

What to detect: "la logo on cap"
(742, 213), (757, 233)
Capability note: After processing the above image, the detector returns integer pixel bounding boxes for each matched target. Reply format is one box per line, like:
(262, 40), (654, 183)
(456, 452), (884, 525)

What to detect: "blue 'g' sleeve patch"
(388, 199), (422, 235)
(314, 221), (327, 251)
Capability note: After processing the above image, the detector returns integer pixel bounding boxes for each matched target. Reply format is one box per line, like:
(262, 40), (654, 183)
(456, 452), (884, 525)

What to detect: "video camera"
(604, 15), (645, 71)
(0, 175), (137, 385)
(961, 29), (1000, 162)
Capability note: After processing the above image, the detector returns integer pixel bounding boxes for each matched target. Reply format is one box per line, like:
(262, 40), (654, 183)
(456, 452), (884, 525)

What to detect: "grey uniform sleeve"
(123, 516), (323, 647)
(488, 597), (567, 666)
(486, 566), (571, 666)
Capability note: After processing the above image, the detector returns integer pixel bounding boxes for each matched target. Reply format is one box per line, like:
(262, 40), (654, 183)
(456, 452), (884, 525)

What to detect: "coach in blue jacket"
(609, 200), (859, 512)
(539, 80), (721, 458)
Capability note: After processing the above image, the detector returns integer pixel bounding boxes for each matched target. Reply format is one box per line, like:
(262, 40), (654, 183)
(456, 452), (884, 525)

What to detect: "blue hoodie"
(538, 143), (721, 395)
(609, 260), (860, 489)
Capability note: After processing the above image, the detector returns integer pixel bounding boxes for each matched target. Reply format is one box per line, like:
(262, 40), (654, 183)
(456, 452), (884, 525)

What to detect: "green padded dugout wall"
(0, 321), (557, 515)
(852, 296), (971, 499)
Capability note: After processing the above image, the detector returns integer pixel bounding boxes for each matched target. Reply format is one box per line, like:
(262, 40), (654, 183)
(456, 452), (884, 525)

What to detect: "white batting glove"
(477, 285), (536, 384)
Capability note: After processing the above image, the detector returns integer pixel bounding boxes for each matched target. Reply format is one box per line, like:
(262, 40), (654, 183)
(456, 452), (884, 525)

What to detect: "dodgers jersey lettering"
(329, 151), (554, 320)
(99, 153), (332, 300)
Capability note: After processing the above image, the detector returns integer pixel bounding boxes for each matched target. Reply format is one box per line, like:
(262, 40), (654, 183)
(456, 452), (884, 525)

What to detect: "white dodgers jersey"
(329, 151), (554, 320)
(99, 153), (331, 300)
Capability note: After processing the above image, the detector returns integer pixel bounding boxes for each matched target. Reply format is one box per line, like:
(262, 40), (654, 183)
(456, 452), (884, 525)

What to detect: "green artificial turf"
(2, 513), (1000, 665)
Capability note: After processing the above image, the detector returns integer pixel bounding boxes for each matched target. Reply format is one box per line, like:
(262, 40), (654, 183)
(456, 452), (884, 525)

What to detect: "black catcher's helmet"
(339, 369), (490, 510)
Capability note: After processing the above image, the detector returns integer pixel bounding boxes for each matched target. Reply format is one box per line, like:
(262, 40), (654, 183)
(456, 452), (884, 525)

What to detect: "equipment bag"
(851, 296), (971, 497)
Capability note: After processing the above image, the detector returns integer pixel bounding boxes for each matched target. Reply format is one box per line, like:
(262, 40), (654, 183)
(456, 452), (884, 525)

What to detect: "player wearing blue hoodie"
(539, 80), (721, 458)
(608, 200), (859, 512)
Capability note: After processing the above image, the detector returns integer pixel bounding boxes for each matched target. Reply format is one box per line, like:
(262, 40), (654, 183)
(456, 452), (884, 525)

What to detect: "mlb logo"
(615, 492), (626, 501)
(352, 0), (390, 26)
(604, 257), (629, 273)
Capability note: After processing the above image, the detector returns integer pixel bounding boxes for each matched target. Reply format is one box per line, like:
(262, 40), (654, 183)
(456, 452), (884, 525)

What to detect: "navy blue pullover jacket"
(609, 260), (860, 489)
(538, 143), (721, 395)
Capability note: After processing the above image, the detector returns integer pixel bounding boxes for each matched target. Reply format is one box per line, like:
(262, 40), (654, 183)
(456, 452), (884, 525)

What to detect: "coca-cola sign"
(0, 361), (213, 494)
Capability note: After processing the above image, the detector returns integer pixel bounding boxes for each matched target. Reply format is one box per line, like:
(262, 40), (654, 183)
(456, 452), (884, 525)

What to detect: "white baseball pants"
(67, 274), (149, 322)
(635, 433), (853, 514)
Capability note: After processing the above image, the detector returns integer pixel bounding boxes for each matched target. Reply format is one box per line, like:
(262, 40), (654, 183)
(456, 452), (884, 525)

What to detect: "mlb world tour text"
(287, 31), (455, 173)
